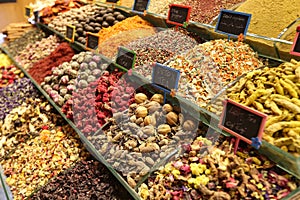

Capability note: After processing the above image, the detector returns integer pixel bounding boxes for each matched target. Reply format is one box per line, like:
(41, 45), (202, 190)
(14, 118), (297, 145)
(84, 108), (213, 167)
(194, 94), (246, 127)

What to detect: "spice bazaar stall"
(0, 0), (300, 199)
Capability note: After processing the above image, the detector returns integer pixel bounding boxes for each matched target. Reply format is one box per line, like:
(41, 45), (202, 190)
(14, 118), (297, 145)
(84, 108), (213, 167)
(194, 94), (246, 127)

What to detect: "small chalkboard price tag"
(106, 0), (119, 3)
(132, 0), (150, 13)
(215, 9), (251, 38)
(116, 46), (136, 70)
(219, 99), (267, 148)
(33, 11), (39, 23)
(25, 7), (32, 18)
(86, 32), (99, 51)
(65, 25), (75, 43)
(152, 63), (180, 92)
(290, 25), (300, 56)
(166, 4), (191, 27)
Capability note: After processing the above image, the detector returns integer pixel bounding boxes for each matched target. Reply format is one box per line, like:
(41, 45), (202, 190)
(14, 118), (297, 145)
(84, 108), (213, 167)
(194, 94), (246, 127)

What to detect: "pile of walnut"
(89, 92), (203, 188)
(139, 137), (299, 200)
(208, 59), (300, 156)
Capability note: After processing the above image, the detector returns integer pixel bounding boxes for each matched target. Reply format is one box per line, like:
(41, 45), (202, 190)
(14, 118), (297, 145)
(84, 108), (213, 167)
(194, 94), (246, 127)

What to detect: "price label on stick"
(116, 47), (136, 70)
(290, 25), (300, 56)
(215, 9), (251, 38)
(132, 0), (150, 13)
(65, 25), (75, 43)
(152, 63), (180, 92)
(166, 4), (191, 27)
(25, 7), (32, 18)
(86, 32), (99, 51)
(219, 99), (267, 148)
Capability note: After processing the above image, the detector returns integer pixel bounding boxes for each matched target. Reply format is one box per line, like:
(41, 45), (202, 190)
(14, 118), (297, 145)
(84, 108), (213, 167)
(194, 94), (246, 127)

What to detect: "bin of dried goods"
(29, 159), (133, 199)
(138, 136), (299, 200)
(88, 91), (203, 188)
(1, 124), (89, 199)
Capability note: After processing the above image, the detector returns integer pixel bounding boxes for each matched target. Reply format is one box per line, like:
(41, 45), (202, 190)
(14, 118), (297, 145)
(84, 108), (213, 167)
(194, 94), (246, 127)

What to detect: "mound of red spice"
(28, 42), (75, 84)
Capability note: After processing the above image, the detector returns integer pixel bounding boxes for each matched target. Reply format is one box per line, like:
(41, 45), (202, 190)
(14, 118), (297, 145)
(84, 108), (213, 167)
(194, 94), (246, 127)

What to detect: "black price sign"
(116, 47), (136, 70)
(65, 25), (75, 42)
(86, 32), (99, 50)
(167, 4), (191, 26)
(132, 0), (150, 13)
(215, 9), (251, 37)
(152, 63), (180, 91)
(106, 0), (118, 3)
(219, 99), (267, 145)
(25, 7), (32, 18)
(34, 11), (39, 23)
(290, 26), (300, 56)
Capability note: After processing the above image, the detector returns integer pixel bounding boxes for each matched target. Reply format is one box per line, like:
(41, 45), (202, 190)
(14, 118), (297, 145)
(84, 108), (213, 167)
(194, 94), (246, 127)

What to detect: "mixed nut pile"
(89, 92), (201, 187)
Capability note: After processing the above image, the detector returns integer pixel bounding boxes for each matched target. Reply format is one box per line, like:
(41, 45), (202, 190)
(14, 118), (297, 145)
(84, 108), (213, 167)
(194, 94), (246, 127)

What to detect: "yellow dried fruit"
(183, 120), (197, 131)
(144, 116), (156, 126)
(135, 93), (148, 104)
(166, 112), (178, 126)
(162, 104), (173, 113)
(146, 101), (161, 113)
(157, 124), (171, 135)
(150, 94), (164, 104)
(136, 106), (148, 118)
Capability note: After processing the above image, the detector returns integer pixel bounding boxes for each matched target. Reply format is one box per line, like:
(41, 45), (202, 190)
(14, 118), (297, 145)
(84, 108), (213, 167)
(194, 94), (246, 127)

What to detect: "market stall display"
(0, 0), (300, 199)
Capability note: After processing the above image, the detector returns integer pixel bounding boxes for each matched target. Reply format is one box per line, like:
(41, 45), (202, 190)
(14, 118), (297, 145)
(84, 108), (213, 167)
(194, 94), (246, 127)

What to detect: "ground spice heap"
(97, 16), (155, 45)
(28, 42), (75, 84)
(126, 28), (199, 77)
(185, 0), (245, 24)
(236, 0), (300, 39)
